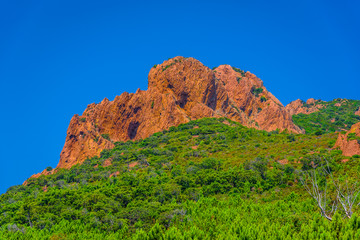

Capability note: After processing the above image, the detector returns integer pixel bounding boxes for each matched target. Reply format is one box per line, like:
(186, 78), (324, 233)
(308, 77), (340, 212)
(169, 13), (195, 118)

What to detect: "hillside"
(2, 117), (360, 239)
(1, 57), (360, 239)
(286, 98), (360, 135)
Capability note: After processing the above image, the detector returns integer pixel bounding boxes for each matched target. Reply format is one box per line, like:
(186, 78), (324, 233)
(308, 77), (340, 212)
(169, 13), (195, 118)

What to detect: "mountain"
(2, 57), (360, 239)
(57, 57), (302, 170)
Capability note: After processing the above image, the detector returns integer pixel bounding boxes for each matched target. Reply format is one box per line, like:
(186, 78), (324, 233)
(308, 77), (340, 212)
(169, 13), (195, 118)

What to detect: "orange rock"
(214, 65), (303, 133)
(129, 161), (138, 168)
(285, 99), (324, 115)
(32, 57), (304, 176)
(334, 122), (360, 157)
(355, 108), (360, 116)
(306, 98), (316, 105)
(109, 171), (120, 178)
(278, 159), (288, 165)
(103, 159), (112, 167)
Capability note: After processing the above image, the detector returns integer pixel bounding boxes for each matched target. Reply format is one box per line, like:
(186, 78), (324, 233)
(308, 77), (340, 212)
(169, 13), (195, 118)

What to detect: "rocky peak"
(306, 98), (316, 105)
(214, 65), (301, 133)
(148, 57), (219, 112)
(31, 57), (304, 175)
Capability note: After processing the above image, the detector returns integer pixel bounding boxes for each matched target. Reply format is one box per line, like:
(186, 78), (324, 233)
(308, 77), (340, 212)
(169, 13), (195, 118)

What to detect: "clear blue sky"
(0, 0), (359, 193)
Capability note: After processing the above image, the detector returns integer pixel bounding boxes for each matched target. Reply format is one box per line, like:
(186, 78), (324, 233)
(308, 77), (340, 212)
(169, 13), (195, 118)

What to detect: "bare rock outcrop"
(355, 108), (360, 116)
(334, 122), (360, 157)
(213, 65), (302, 133)
(33, 57), (303, 174)
(285, 98), (324, 115)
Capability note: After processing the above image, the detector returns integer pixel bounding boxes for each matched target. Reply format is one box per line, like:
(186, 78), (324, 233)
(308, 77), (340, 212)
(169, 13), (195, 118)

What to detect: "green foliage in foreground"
(3, 196), (360, 239)
(293, 99), (360, 135)
(0, 117), (358, 239)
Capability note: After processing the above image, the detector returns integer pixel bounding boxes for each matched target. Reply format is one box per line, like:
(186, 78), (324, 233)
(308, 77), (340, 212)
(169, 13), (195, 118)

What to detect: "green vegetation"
(232, 67), (246, 77)
(293, 99), (360, 134)
(348, 132), (360, 144)
(1, 117), (360, 239)
(162, 63), (175, 72)
(261, 96), (267, 102)
(153, 64), (157, 68)
(46, 167), (53, 172)
(101, 134), (110, 141)
(151, 101), (154, 109)
(79, 118), (86, 122)
(251, 86), (263, 97)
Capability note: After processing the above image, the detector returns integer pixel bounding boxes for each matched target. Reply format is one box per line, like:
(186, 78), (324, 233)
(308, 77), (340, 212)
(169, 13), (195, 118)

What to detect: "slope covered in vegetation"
(1, 118), (360, 239)
(292, 99), (360, 135)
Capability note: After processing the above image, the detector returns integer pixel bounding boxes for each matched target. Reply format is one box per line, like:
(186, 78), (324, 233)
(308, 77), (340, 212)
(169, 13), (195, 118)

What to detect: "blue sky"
(0, 0), (359, 193)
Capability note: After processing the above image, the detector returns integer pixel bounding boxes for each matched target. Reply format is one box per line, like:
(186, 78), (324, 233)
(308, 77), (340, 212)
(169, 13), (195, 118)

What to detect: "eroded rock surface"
(37, 57), (303, 173)
(285, 98), (324, 115)
(334, 122), (360, 157)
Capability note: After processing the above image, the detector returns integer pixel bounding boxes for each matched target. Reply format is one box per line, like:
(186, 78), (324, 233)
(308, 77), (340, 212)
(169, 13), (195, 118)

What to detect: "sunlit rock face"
(57, 57), (302, 170)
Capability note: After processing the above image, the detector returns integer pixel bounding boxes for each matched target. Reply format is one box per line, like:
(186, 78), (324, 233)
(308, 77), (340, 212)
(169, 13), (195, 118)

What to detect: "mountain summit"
(58, 57), (302, 169)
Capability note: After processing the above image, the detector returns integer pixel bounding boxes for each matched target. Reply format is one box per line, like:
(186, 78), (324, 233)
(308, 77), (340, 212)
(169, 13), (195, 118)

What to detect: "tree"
(300, 160), (360, 221)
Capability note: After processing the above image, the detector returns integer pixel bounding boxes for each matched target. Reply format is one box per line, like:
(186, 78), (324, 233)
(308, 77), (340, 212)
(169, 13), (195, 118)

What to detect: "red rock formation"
(334, 122), (360, 157)
(285, 98), (324, 115)
(34, 57), (303, 174)
(355, 108), (360, 116)
(306, 98), (316, 105)
(214, 65), (302, 133)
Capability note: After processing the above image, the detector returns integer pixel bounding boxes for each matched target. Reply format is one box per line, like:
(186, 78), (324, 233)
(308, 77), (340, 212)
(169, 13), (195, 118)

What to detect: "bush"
(260, 96), (267, 102)
(287, 135), (296, 142)
(232, 67), (246, 77)
(348, 133), (360, 142)
(251, 87), (263, 97)
(79, 118), (86, 122)
(314, 130), (323, 136)
(101, 134), (110, 141)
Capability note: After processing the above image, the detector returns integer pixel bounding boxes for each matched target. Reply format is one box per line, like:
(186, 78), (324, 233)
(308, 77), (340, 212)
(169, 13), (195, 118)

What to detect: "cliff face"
(334, 122), (360, 157)
(214, 65), (302, 133)
(285, 98), (324, 115)
(57, 57), (302, 169)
